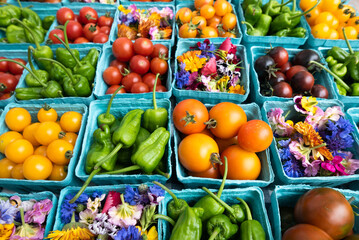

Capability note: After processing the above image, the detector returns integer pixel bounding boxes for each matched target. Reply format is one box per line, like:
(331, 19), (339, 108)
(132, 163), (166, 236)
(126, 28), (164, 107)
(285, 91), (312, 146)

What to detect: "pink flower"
(201, 57), (217, 76)
(24, 199), (52, 225)
(289, 139), (311, 167)
(321, 156), (348, 176)
(108, 194), (142, 228)
(323, 106), (344, 122)
(267, 108), (294, 137)
(218, 38), (236, 55)
(304, 160), (322, 177)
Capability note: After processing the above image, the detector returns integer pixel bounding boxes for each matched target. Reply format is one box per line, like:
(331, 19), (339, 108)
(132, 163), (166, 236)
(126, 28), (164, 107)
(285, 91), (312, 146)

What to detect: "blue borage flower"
(114, 226), (142, 240)
(0, 200), (18, 224)
(61, 193), (89, 224)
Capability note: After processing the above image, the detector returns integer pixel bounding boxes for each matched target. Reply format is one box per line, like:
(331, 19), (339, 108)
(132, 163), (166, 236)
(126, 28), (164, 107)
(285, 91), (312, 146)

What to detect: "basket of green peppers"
(155, 159), (273, 240)
(0, 0), (56, 46)
(0, 21), (101, 105)
(239, 0), (313, 47)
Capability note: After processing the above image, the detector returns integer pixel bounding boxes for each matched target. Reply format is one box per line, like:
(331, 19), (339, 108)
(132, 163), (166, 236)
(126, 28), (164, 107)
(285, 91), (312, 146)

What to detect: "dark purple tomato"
(292, 49), (320, 72)
(286, 65), (307, 81)
(281, 61), (292, 74)
(344, 234), (359, 240)
(268, 47), (289, 67)
(282, 224), (333, 240)
(273, 82), (293, 98)
(310, 84), (329, 99)
(291, 71), (315, 92)
(269, 71), (287, 86)
(254, 55), (275, 79)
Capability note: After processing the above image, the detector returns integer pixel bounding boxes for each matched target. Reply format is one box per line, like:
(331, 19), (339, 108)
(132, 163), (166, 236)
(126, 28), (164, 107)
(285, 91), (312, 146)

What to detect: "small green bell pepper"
(85, 124), (116, 174)
(262, 0), (292, 17)
(15, 87), (43, 100)
(81, 48), (99, 67)
(253, 14), (272, 36)
(326, 56), (338, 67)
(22, 19), (45, 45)
(242, 0), (262, 10)
(244, 4), (262, 26)
(143, 74), (168, 133)
(42, 15), (55, 30)
(287, 27), (306, 37)
(207, 214), (239, 240)
(330, 54), (356, 79)
(351, 83), (359, 96)
(342, 29), (359, 82)
(169, 206), (203, 240)
(97, 87), (124, 127)
(154, 181), (189, 221)
(1, 24), (26, 43)
(26, 47), (49, 87)
(327, 46), (350, 63)
(238, 197), (266, 240)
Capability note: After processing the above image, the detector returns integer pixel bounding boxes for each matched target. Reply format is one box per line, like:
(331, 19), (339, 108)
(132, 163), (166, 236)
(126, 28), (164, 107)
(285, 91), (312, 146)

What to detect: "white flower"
(79, 209), (96, 225)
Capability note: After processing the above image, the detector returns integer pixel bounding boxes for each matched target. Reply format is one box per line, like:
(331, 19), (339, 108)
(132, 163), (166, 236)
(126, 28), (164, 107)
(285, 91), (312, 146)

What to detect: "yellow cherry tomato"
(300, 0), (318, 11)
(192, 16), (207, 29)
(176, 7), (192, 24)
(192, 10), (200, 18)
(37, 105), (58, 122)
(200, 26), (219, 37)
(60, 132), (78, 146)
(328, 28), (339, 39)
(311, 23), (331, 38)
(226, 2), (233, 13)
(305, 6), (321, 26)
(11, 164), (24, 179)
(47, 139), (74, 165)
(23, 155), (53, 180)
(60, 111), (82, 133)
(348, 17), (359, 32)
(214, 0), (229, 17)
(0, 158), (15, 178)
(0, 131), (23, 154)
(318, 0), (340, 12)
(5, 108), (31, 132)
(221, 13), (237, 30)
(34, 145), (47, 157)
(334, 5), (353, 23)
(34, 122), (62, 146)
(22, 123), (40, 147)
(200, 4), (216, 20)
(49, 164), (67, 181)
(339, 26), (358, 40)
(5, 139), (34, 164)
(314, 12), (336, 27)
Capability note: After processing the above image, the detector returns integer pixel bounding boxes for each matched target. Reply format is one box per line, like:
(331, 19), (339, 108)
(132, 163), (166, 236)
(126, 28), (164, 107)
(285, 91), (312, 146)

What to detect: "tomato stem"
(181, 111), (197, 126)
(205, 118), (217, 129)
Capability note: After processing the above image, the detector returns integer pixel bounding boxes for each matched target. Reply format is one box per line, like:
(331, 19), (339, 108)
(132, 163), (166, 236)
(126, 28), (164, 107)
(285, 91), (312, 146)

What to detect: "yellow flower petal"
(301, 96), (318, 114)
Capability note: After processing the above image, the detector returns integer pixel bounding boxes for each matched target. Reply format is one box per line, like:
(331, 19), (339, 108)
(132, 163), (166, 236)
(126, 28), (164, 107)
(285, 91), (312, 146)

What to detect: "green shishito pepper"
(0, 4), (21, 27)
(330, 56), (357, 78)
(26, 47), (49, 87)
(81, 48), (99, 67)
(54, 33), (96, 83)
(85, 124), (116, 174)
(10, 18), (53, 71)
(244, 4), (262, 26)
(0, 24), (26, 43)
(17, 0), (41, 26)
(169, 206), (204, 240)
(342, 28), (359, 82)
(143, 74), (168, 133)
(154, 181), (189, 221)
(97, 87), (123, 126)
(42, 15), (55, 30)
(326, 56), (338, 67)
(242, 0), (262, 10)
(237, 197), (266, 240)
(242, 13), (272, 36)
(207, 214), (239, 240)
(15, 87), (43, 100)
(327, 46), (350, 63)
(11, 18), (45, 45)
(274, 27), (306, 37)
(262, 0), (292, 17)
(194, 157), (227, 221)
(131, 127), (150, 154)
(69, 108), (144, 204)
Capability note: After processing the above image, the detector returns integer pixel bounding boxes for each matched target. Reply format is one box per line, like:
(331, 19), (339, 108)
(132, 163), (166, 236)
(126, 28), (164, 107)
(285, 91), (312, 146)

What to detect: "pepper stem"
(236, 197), (252, 220)
(202, 187), (235, 215)
(217, 157), (227, 198)
(28, 46), (36, 73)
(309, 60), (351, 93)
(152, 73), (160, 110)
(105, 86), (123, 118)
(343, 27), (354, 54)
(273, 0), (292, 8)
(69, 168), (101, 203)
(292, 0), (296, 12)
(94, 143), (124, 170)
(241, 21), (255, 31)
(37, 58), (76, 83)
(208, 227), (221, 240)
(99, 165), (140, 174)
(54, 34), (82, 67)
(0, 59), (45, 87)
(155, 167), (170, 178)
(16, 0), (23, 9)
(290, 0), (319, 19)
(152, 214), (175, 226)
(11, 18), (40, 49)
(63, 20), (69, 47)
(153, 181), (179, 206)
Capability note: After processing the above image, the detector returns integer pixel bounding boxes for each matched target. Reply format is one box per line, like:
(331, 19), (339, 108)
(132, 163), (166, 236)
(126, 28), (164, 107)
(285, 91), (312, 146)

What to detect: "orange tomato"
(208, 102), (247, 139)
(0, 158), (15, 178)
(192, 10), (200, 18)
(22, 123), (40, 147)
(328, 28), (339, 39)
(215, 136), (238, 154)
(226, 2), (233, 13)
(173, 99), (209, 135)
(348, 17), (359, 32)
(60, 132), (78, 146)
(200, 4), (216, 19)
(49, 164), (67, 181)
(34, 145), (47, 157)
(207, 15), (222, 29)
(23, 155), (53, 180)
(339, 26), (358, 40)
(237, 120), (273, 152)
(221, 13), (237, 30)
(5, 139), (34, 164)
(200, 26), (219, 37)
(176, 7), (192, 24)
(311, 23), (331, 38)
(200, 128), (215, 138)
(318, 0), (340, 12)
(192, 16), (207, 29)
(334, 5), (353, 23)
(11, 164), (24, 179)
(60, 111), (82, 133)
(179, 133), (219, 173)
(194, 0), (214, 11)
(304, 6), (321, 26)
(47, 139), (74, 165)
(35, 122), (62, 146)
(179, 23), (198, 38)
(214, 0), (229, 16)
(219, 31), (236, 38)
(5, 108), (31, 132)
(188, 164), (221, 179)
(220, 145), (261, 180)
(0, 131), (23, 154)
(37, 105), (58, 122)
(314, 12), (336, 27)
(300, 0), (319, 11)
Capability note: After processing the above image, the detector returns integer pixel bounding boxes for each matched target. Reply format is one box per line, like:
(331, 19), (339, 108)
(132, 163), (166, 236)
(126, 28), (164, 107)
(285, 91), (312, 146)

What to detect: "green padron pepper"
(131, 127), (150, 154)
(238, 197), (266, 240)
(15, 87), (43, 100)
(242, 0), (262, 10)
(49, 63), (72, 84)
(326, 56), (338, 67)
(0, 5), (21, 27)
(351, 83), (359, 96)
(42, 15), (55, 30)
(22, 19), (46, 44)
(207, 214), (239, 240)
(26, 47), (49, 87)
(154, 181), (189, 221)
(97, 87), (124, 127)
(81, 48), (99, 67)
(262, 0), (292, 17)
(1, 24), (26, 43)
(327, 46), (350, 63)
(143, 74), (168, 133)
(169, 206), (204, 240)
(336, 82), (347, 96)
(244, 4), (262, 26)
(342, 29), (359, 82)
(19, 2), (42, 26)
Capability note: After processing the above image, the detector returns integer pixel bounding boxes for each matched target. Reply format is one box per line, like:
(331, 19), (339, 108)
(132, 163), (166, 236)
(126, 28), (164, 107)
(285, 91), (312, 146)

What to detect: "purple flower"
(0, 200), (18, 224)
(60, 193), (89, 224)
(197, 39), (216, 58)
(114, 226), (142, 240)
(24, 199), (53, 225)
(124, 186), (149, 206)
(321, 156), (348, 176)
(304, 160), (322, 177)
(176, 63), (190, 89)
(282, 158), (304, 178)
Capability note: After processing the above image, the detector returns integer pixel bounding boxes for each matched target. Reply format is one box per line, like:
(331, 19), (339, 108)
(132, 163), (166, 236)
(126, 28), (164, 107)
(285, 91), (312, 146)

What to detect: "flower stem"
(20, 207), (25, 226)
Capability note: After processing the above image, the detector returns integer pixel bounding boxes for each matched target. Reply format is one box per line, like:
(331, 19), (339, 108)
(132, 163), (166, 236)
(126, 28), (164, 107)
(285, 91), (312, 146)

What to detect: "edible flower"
(108, 195), (142, 228)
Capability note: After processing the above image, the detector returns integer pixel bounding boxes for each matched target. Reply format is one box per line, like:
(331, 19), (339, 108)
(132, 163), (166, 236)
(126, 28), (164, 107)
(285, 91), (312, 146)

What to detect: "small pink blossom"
(289, 139), (311, 167)
(304, 160), (322, 177)
(218, 38), (236, 55)
(201, 57), (217, 76)
(323, 106), (344, 122)
(108, 194), (142, 228)
(321, 156), (348, 176)
(267, 108), (294, 137)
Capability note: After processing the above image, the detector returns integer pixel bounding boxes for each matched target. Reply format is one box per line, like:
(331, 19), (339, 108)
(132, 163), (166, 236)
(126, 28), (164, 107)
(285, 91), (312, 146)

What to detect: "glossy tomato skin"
(0, 57), (8, 72)
(294, 188), (354, 240)
(106, 85), (126, 94)
(66, 21), (83, 41)
(112, 38), (134, 62)
(286, 65), (307, 81)
(79, 7), (98, 24)
(57, 7), (75, 25)
(98, 15), (113, 27)
(173, 99), (209, 135)
(99, 26), (111, 35)
(151, 57), (168, 75)
(131, 82), (150, 93)
(0, 73), (18, 93)
(143, 73), (161, 88)
(282, 224), (333, 240)
(151, 44), (169, 58)
(83, 23), (99, 41)
(237, 120), (273, 152)
(93, 33), (109, 43)
(155, 85), (167, 92)
(268, 47), (289, 67)
(74, 37), (89, 44)
(8, 58), (26, 75)
(103, 66), (122, 85)
(122, 73), (142, 92)
(188, 164), (221, 179)
(273, 82), (293, 98)
(130, 55), (150, 75)
(48, 29), (65, 44)
(134, 38), (154, 57)
(110, 59), (128, 73)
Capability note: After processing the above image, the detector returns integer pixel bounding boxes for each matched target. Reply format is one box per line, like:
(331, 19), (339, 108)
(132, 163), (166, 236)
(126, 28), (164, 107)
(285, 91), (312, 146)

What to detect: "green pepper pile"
(69, 76), (170, 203)
(0, 1), (54, 43)
(153, 158), (266, 240)
(0, 21), (99, 100)
(241, 0), (318, 38)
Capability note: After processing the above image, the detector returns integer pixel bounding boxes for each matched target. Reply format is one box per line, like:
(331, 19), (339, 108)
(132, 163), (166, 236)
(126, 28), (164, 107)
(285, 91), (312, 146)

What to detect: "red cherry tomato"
(99, 26), (111, 35)
(83, 23), (100, 41)
(98, 14), (114, 27)
(93, 33), (109, 43)
(0, 57), (8, 72)
(103, 66), (122, 85)
(286, 65), (308, 81)
(112, 38), (134, 62)
(56, 7), (75, 25)
(151, 44), (169, 58)
(110, 59), (128, 73)
(8, 59), (26, 75)
(79, 7), (98, 24)
(143, 73), (161, 88)
(131, 82), (150, 93)
(150, 57), (168, 75)
(48, 29), (65, 44)
(74, 37), (90, 44)
(106, 85), (126, 94)
(155, 85), (167, 92)
(0, 73), (18, 93)
(14, 75), (21, 82)
(65, 20), (83, 41)
(130, 55), (150, 75)
(134, 38), (154, 57)
(122, 73), (142, 92)
(0, 93), (11, 100)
